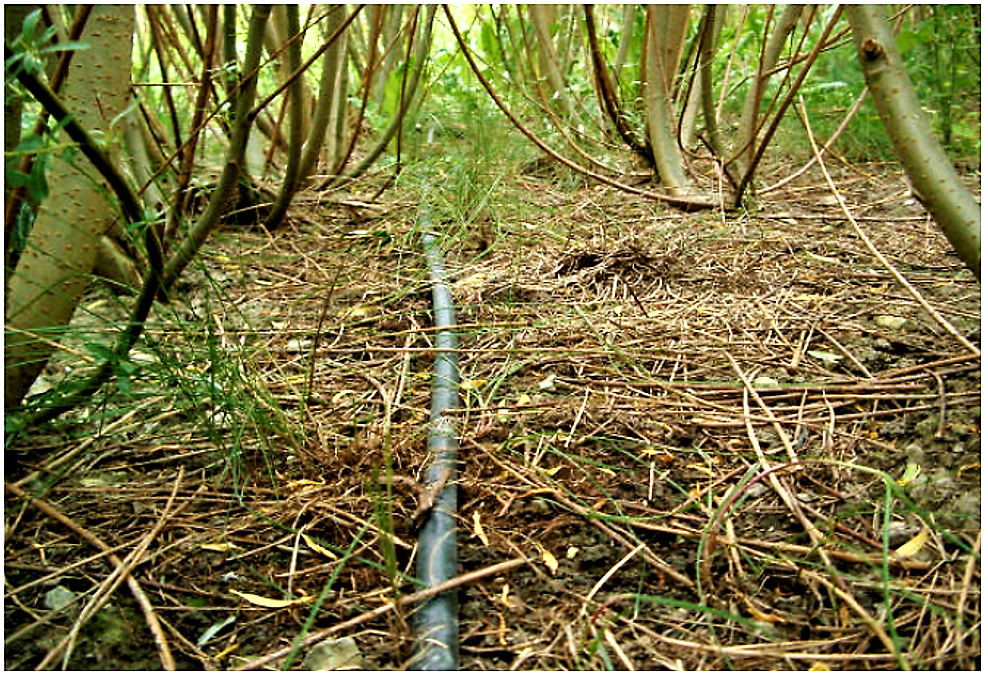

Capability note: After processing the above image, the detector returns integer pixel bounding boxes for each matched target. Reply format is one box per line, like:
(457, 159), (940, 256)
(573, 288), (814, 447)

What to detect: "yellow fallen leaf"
(808, 662), (830, 671)
(200, 543), (239, 552)
(497, 613), (508, 646)
(497, 399), (510, 417)
(537, 544), (559, 575)
(214, 643), (240, 660)
(472, 510), (490, 546)
(460, 378), (487, 391)
(499, 583), (511, 608)
(455, 271), (492, 289)
(685, 463), (714, 477)
(231, 590), (313, 608)
(641, 447), (675, 463)
(566, 546), (579, 560)
(895, 528), (928, 557)
(743, 597), (785, 623)
(543, 466), (563, 476)
(287, 479), (324, 489)
(598, 466), (616, 477)
(302, 533), (338, 560)
(958, 462), (980, 476)
(808, 349), (842, 366)
(346, 305), (376, 319)
(516, 393), (531, 406)
(873, 314), (907, 330)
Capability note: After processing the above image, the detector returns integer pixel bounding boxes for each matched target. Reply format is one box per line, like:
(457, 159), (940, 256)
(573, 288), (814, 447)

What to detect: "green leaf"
(4, 153), (51, 204)
(109, 96), (141, 133)
(83, 342), (116, 362)
(36, 40), (90, 57)
(23, 52), (46, 76)
(114, 357), (137, 396)
(480, 22), (499, 68)
(116, 372), (132, 396)
(17, 133), (46, 154)
(381, 66), (405, 120)
(27, 156), (50, 204)
(5, 169), (31, 190)
(20, 9), (44, 44)
(197, 615), (238, 647)
(896, 28), (918, 54)
(115, 359), (137, 377)
(4, 50), (26, 75)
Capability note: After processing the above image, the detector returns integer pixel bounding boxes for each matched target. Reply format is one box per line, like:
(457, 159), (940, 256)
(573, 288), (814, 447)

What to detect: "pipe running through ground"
(410, 214), (460, 670)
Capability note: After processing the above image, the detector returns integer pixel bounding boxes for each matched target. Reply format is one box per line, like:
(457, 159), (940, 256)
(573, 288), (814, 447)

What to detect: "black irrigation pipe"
(410, 209), (461, 671)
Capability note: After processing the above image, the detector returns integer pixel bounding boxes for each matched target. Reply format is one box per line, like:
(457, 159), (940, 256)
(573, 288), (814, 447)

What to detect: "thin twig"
(581, 543), (646, 617)
(929, 369), (948, 439)
(800, 568), (910, 669)
(5, 481), (178, 670)
(796, 98), (980, 357)
(232, 557), (529, 671)
(45, 468), (184, 669)
(953, 529), (981, 659)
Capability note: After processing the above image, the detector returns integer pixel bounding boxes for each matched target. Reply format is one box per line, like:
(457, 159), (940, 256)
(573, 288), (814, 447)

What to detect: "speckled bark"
(5, 5), (135, 408)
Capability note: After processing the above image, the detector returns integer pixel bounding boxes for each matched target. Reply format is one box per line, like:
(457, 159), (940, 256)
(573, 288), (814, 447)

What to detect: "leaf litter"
(4, 166), (980, 670)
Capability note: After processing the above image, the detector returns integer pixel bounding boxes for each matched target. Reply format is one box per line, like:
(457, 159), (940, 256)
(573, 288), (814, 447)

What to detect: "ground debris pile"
(4, 170), (980, 670)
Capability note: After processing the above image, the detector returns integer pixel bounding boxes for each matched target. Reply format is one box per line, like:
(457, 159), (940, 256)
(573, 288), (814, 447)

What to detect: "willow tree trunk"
(370, 5), (406, 113)
(325, 4), (435, 189)
(643, 5), (690, 192)
(613, 3), (637, 84)
(298, 4), (350, 183)
(160, 5), (271, 288)
(735, 4), (804, 174)
(263, 5), (305, 230)
(529, 4), (573, 121)
(5, 6), (135, 409)
(845, 5), (980, 279)
(697, 5), (727, 165)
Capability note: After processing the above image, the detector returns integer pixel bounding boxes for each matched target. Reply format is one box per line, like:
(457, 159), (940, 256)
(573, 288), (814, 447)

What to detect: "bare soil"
(4, 165), (980, 670)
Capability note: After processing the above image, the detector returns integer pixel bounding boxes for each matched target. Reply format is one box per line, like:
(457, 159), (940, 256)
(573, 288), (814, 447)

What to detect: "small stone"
(285, 338), (312, 353)
(746, 483), (770, 498)
(904, 443), (927, 464)
(45, 585), (76, 611)
(886, 520), (919, 548)
(129, 351), (157, 365)
(529, 497), (552, 513)
(874, 315), (907, 330)
(305, 637), (363, 671)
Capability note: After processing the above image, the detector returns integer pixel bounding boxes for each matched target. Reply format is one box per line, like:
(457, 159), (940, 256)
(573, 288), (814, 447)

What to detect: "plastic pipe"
(410, 219), (460, 670)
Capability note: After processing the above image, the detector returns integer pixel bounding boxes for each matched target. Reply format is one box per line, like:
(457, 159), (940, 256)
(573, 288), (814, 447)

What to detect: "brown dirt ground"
(4, 165), (981, 670)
